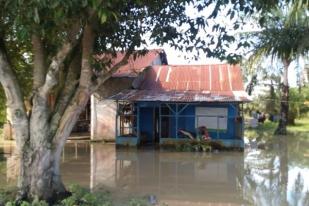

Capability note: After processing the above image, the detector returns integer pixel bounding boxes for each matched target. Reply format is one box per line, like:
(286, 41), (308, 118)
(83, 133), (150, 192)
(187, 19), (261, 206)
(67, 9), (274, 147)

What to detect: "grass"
(245, 117), (309, 140)
(288, 118), (309, 133)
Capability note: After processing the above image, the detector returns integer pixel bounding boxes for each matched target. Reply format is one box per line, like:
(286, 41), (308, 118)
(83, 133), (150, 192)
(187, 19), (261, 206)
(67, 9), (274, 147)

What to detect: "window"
(118, 103), (137, 137)
(196, 107), (228, 131)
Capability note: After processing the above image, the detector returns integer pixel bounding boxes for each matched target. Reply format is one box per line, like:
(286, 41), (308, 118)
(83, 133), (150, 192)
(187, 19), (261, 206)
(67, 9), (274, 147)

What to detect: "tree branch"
(79, 23), (95, 88)
(49, 47), (81, 134)
(90, 48), (134, 93)
(0, 37), (29, 150)
(38, 43), (74, 97)
(51, 22), (96, 148)
(31, 34), (46, 90)
(38, 23), (82, 98)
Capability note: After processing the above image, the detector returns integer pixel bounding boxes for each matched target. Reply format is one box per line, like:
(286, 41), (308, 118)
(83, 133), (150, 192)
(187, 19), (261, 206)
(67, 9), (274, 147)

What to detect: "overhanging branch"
(90, 48), (134, 93)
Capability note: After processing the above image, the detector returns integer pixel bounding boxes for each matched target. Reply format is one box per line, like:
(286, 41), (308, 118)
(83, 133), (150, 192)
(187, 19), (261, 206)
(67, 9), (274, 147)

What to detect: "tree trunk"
(275, 59), (291, 135)
(16, 88), (91, 202)
(19, 141), (67, 202)
(17, 26), (92, 202)
(1, 26), (81, 201)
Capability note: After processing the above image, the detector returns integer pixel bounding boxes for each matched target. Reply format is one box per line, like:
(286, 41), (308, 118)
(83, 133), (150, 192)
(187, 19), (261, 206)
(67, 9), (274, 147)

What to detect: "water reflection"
(91, 146), (244, 205)
(0, 141), (91, 188)
(244, 137), (309, 206)
(0, 137), (309, 206)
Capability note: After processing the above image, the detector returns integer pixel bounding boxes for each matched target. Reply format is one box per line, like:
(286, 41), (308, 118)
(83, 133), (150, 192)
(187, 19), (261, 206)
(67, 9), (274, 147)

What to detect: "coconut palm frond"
(247, 2), (309, 66)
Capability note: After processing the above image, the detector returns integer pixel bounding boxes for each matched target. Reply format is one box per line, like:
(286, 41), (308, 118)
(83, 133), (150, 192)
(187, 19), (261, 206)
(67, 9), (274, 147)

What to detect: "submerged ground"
(0, 119), (309, 206)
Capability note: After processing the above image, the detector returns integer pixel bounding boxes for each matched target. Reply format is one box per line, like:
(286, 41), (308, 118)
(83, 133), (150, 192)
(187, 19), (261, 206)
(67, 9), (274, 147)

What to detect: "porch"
(115, 101), (244, 148)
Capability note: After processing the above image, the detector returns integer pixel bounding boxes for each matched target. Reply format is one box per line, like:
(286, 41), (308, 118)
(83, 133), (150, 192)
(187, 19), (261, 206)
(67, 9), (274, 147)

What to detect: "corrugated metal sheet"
(110, 89), (250, 102)
(96, 49), (163, 78)
(139, 65), (245, 91)
(109, 64), (251, 102)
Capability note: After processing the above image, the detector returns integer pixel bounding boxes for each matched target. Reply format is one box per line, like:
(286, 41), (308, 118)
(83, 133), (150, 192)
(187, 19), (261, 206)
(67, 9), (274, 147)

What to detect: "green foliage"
(245, 1), (309, 65)
(289, 87), (309, 119)
(5, 198), (49, 206)
(0, 0), (266, 123)
(59, 185), (112, 206)
(127, 198), (150, 206)
(0, 188), (18, 206)
(3, 185), (112, 206)
(244, 85), (309, 124)
(161, 140), (225, 152)
(0, 185), (168, 206)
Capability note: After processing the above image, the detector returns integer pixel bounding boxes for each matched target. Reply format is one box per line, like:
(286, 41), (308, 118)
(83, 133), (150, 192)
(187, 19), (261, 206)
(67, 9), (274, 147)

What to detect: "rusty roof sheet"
(109, 64), (251, 102)
(96, 49), (163, 78)
(110, 89), (251, 102)
(139, 65), (245, 91)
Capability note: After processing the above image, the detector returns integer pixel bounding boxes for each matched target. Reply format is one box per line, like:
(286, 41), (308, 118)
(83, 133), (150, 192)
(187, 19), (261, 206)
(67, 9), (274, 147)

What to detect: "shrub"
(162, 139), (225, 152)
(2, 185), (112, 206)
(0, 185), (168, 206)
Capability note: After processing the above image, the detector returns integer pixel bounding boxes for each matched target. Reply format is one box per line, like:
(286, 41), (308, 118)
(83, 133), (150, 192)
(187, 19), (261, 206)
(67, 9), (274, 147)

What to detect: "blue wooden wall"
(139, 107), (154, 142)
(136, 102), (240, 141)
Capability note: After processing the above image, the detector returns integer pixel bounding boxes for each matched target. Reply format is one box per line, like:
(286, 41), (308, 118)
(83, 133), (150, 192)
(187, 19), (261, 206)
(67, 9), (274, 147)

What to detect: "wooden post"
(90, 95), (96, 140)
(137, 104), (140, 140)
(115, 101), (118, 139)
(159, 103), (162, 139)
(152, 107), (155, 143)
(241, 103), (244, 139)
(216, 116), (219, 139)
(176, 103), (178, 139)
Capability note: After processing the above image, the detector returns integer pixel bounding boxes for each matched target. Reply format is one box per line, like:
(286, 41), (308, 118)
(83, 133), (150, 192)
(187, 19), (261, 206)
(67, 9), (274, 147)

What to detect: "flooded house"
(92, 54), (250, 148)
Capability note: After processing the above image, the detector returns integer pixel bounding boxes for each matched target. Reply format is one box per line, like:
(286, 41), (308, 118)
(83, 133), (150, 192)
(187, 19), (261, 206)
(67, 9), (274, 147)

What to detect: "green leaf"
(100, 13), (107, 23)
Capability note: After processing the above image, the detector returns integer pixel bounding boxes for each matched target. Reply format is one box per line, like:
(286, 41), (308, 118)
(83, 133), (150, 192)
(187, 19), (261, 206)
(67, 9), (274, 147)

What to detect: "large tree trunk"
(19, 141), (67, 202)
(1, 18), (131, 201)
(275, 59), (291, 135)
(1, 25), (80, 201)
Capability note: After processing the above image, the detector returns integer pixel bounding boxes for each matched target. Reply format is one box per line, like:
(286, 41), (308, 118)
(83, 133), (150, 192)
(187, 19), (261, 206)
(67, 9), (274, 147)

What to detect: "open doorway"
(139, 106), (172, 146)
(70, 100), (91, 139)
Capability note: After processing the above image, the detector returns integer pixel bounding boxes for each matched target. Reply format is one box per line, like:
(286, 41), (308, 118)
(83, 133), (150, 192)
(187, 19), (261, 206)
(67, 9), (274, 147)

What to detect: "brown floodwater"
(1, 137), (309, 206)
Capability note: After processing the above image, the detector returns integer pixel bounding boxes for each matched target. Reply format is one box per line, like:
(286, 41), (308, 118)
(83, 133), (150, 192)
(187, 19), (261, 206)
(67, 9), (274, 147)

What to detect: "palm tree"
(247, 1), (309, 135)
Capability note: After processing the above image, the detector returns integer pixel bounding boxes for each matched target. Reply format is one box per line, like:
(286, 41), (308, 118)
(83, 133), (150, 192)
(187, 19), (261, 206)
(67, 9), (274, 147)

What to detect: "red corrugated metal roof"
(96, 49), (163, 78)
(139, 65), (245, 92)
(110, 64), (251, 102)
